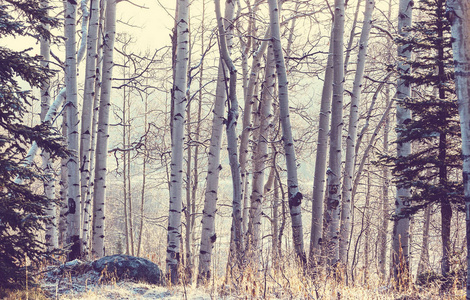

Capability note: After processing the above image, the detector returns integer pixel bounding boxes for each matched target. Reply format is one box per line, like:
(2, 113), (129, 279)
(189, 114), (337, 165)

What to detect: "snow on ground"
(41, 267), (215, 299)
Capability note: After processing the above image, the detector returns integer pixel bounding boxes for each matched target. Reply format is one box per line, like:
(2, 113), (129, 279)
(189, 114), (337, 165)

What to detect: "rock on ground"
(92, 255), (164, 285)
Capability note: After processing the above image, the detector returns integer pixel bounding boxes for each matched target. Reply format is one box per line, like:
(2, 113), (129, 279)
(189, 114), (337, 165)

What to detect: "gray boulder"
(92, 254), (164, 285)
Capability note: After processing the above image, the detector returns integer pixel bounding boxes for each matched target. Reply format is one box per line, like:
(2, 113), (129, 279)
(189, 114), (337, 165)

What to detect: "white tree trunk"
(392, 0), (412, 281)
(309, 27), (334, 264)
(239, 28), (270, 218)
(58, 113), (69, 248)
(197, 63), (227, 283)
(448, 1), (470, 297)
(379, 90), (390, 281)
(214, 0), (243, 268)
(269, 0), (306, 263)
(325, 0), (345, 267)
(196, 4), (233, 277)
(80, 0), (100, 258)
(40, 0), (57, 250)
(246, 43), (275, 258)
(166, 0), (189, 283)
(339, 0), (375, 264)
(92, 0), (117, 258)
(65, 0), (82, 260)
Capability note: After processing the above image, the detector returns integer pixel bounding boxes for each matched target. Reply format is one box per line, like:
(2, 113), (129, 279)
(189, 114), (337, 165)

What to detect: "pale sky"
(117, 0), (175, 50)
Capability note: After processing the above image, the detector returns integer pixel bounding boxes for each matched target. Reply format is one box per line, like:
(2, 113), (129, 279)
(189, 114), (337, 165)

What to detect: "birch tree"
(197, 54), (228, 283)
(392, 0), (412, 282)
(239, 28), (270, 233)
(448, 0), (470, 297)
(166, 0), (190, 283)
(339, 0), (375, 264)
(268, 0), (306, 264)
(215, 0), (243, 267)
(92, 0), (117, 258)
(309, 27), (333, 265)
(197, 0), (234, 282)
(246, 42), (275, 259)
(80, 0), (100, 257)
(244, 31), (271, 256)
(64, 0), (81, 260)
(40, 0), (57, 251)
(325, 0), (345, 267)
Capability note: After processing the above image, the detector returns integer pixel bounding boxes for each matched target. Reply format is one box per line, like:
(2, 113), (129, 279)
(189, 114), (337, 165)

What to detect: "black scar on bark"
(289, 192), (303, 209)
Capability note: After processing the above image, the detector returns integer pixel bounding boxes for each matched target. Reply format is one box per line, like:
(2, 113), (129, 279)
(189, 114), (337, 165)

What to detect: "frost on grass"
(41, 261), (212, 299)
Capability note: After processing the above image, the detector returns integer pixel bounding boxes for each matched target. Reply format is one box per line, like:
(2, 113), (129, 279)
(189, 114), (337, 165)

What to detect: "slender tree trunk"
(379, 89), (390, 281)
(40, 0), (57, 251)
(81, 0), (100, 258)
(339, 0), (375, 264)
(166, 0), (190, 283)
(417, 205), (431, 275)
(239, 29), (270, 227)
(215, 0), (243, 269)
(246, 43), (275, 259)
(363, 159), (371, 283)
(197, 3), (233, 281)
(392, 0), (413, 283)
(325, 0), (345, 267)
(448, 3), (470, 297)
(87, 3), (106, 246)
(440, 131), (452, 277)
(123, 82), (130, 254)
(343, 0), (362, 74)
(127, 94), (135, 256)
(190, 26), (204, 267)
(435, 3), (451, 277)
(65, 0), (82, 261)
(185, 82), (193, 282)
(92, 0), (117, 258)
(272, 162), (279, 266)
(309, 27), (334, 266)
(137, 88), (149, 257)
(59, 113), (69, 248)
(269, 0), (306, 264)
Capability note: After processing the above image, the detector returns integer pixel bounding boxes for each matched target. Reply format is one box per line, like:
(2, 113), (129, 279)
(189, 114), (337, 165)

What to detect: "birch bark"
(197, 64), (227, 283)
(39, 0), (57, 251)
(215, 0), (244, 267)
(448, 0), (470, 297)
(91, 0), (117, 258)
(325, 0), (345, 267)
(246, 43), (275, 258)
(80, 0), (100, 257)
(269, 0), (306, 263)
(239, 29), (270, 225)
(65, 0), (81, 260)
(379, 90), (390, 281)
(197, 5), (234, 278)
(309, 27), (334, 264)
(392, 0), (412, 281)
(339, 0), (375, 264)
(166, 0), (190, 283)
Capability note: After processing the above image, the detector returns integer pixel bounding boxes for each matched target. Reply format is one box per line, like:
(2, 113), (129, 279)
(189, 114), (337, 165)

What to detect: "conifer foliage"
(386, 0), (463, 277)
(390, 0), (462, 216)
(0, 0), (66, 290)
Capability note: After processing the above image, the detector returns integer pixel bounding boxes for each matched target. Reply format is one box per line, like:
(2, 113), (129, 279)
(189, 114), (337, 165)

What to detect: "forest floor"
(36, 268), (466, 300)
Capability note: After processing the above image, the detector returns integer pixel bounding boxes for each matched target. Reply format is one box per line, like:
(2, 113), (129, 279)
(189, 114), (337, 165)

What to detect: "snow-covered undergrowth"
(42, 271), (212, 299)
(38, 258), (465, 299)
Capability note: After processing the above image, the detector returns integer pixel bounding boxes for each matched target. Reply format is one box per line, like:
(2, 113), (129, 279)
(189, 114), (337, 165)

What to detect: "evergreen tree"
(0, 0), (66, 291)
(386, 0), (463, 278)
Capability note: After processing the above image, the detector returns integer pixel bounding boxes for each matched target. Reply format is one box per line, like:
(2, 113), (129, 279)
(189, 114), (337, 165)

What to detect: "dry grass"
(1, 287), (49, 300)
(33, 253), (466, 299)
